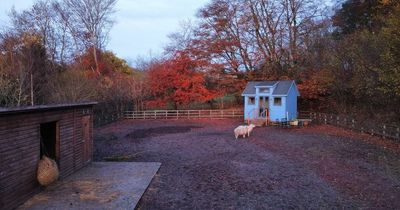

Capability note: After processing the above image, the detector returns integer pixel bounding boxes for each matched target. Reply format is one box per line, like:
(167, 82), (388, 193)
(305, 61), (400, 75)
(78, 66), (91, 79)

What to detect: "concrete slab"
(18, 162), (161, 210)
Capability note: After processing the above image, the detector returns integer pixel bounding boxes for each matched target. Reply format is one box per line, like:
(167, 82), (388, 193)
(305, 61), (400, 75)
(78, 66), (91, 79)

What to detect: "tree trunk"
(93, 45), (100, 75)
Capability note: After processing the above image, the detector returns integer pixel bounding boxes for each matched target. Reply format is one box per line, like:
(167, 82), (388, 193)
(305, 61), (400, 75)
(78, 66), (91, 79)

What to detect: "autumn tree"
(146, 53), (218, 109)
(0, 31), (51, 106)
(332, 0), (399, 36)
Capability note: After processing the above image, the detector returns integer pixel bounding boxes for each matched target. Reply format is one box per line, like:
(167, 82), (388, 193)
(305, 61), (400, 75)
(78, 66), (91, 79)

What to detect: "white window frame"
(259, 87), (270, 93)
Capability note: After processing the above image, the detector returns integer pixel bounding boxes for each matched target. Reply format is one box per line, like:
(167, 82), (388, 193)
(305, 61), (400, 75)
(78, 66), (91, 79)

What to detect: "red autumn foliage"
(297, 69), (333, 100)
(146, 53), (219, 109)
(77, 47), (113, 77)
(297, 80), (323, 100)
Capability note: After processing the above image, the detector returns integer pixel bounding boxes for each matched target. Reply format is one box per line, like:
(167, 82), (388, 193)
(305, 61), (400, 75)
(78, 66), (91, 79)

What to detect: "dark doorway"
(259, 97), (269, 117)
(40, 121), (59, 164)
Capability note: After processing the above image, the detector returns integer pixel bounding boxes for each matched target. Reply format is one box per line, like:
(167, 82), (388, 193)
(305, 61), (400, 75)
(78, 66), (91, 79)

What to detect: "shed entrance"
(40, 121), (60, 165)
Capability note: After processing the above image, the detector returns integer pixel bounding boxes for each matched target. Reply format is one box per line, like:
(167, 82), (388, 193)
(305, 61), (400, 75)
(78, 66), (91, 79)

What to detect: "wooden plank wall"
(0, 106), (93, 210)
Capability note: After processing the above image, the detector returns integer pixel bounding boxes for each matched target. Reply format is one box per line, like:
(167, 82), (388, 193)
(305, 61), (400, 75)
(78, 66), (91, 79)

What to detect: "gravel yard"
(94, 119), (400, 209)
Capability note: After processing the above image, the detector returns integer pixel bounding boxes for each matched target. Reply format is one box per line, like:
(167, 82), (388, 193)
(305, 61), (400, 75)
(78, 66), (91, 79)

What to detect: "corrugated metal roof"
(242, 80), (294, 95)
(0, 102), (97, 115)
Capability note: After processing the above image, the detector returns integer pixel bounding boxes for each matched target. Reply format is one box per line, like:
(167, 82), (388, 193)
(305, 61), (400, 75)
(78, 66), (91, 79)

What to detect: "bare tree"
(282, 0), (324, 66)
(62, 0), (117, 74)
(0, 32), (38, 106)
(188, 0), (326, 77)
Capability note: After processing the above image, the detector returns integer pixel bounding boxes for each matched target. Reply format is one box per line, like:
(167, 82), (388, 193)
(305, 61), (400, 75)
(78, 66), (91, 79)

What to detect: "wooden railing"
(308, 112), (400, 141)
(124, 109), (244, 120)
(298, 111), (313, 119)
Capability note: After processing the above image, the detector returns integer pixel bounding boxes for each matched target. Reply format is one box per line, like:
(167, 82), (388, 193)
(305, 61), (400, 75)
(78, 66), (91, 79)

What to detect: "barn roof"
(0, 102), (97, 116)
(242, 80), (296, 95)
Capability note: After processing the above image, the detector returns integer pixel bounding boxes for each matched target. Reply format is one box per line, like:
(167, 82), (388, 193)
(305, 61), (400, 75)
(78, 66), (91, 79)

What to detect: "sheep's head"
(249, 124), (256, 128)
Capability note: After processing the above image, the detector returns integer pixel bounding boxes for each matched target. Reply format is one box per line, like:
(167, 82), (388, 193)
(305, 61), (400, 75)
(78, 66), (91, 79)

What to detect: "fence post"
(176, 110), (178, 119)
(361, 126), (364, 133)
(336, 116), (339, 125)
(165, 111), (167, 119)
(187, 110), (189, 119)
(352, 119), (355, 130)
(396, 127), (399, 139)
(154, 111), (156, 119)
(383, 125), (386, 139)
(324, 114), (327, 124)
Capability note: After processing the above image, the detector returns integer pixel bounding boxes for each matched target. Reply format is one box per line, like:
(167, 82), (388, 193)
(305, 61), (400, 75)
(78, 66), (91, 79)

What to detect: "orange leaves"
(298, 69), (333, 100)
(298, 80), (322, 100)
(146, 53), (218, 109)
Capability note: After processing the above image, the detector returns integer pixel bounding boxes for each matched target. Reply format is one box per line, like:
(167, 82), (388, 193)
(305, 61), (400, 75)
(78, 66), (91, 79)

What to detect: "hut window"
(248, 97), (255, 105)
(259, 88), (270, 93)
(40, 121), (59, 164)
(274, 97), (282, 106)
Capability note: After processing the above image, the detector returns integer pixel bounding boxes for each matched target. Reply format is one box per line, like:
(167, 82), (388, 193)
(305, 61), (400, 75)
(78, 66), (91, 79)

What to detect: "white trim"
(288, 81), (300, 96)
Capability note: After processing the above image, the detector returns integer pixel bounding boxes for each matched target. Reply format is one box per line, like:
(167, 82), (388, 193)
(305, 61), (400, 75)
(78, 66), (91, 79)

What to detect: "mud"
(94, 119), (400, 209)
(126, 126), (202, 139)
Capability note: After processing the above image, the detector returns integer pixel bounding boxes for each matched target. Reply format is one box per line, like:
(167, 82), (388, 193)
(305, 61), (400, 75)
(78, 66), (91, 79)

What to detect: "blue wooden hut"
(242, 80), (300, 124)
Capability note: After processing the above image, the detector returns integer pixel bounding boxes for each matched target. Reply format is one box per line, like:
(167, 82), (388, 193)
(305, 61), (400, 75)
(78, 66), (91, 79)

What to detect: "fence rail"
(309, 112), (400, 141)
(124, 109), (244, 120)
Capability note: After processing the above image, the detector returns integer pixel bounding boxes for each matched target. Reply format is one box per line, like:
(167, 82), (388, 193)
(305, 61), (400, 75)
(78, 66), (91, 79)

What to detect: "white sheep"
(234, 125), (247, 139)
(234, 124), (256, 139)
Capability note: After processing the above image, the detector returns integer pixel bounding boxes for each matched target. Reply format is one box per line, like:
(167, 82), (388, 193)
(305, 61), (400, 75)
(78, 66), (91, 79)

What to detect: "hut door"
(82, 116), (91, 163)
(259, 97), (268, 117)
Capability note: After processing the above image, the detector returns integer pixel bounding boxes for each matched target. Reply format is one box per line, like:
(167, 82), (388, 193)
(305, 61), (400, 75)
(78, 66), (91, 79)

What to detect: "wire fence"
(98, 107), (400, 141)
(304, 111), (400, 141)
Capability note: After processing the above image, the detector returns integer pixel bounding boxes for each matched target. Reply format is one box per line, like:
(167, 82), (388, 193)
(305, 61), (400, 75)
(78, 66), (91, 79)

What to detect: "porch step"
(248, 119), (267, 127)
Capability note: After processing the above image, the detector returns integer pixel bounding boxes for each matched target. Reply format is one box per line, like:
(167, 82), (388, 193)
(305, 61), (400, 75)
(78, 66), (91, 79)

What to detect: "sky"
(0, 0), (210, 62)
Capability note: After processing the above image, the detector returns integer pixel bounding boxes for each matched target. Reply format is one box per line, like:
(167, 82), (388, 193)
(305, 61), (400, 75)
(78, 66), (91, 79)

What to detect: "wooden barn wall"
(0, 106), (93, 210)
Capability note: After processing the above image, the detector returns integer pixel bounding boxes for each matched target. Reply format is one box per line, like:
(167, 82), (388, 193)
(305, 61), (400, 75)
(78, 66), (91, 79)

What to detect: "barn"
(0, 102), (96, 210)
(242, 80), (300, 125)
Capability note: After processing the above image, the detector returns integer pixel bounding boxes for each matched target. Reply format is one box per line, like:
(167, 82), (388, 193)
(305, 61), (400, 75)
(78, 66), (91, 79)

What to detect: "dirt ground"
(94, 119), (400, 209)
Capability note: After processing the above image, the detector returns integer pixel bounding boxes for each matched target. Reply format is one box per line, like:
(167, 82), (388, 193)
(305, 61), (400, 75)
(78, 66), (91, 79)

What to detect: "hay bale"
(37, 156), (59, 186)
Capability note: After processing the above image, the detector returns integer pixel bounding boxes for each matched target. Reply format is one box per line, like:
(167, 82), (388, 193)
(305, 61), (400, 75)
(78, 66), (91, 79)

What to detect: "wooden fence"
(124, 109), (244, 120)
(306, 112), (400, 141)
